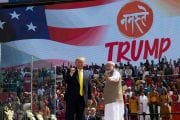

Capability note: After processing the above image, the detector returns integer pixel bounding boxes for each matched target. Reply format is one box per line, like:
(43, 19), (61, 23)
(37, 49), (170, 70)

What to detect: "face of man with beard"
(105, 63), (114, 72)
(104, 61), (115, 79)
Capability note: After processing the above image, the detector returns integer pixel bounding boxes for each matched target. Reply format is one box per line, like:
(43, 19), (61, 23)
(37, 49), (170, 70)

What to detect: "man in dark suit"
(64, 57), (92, 120)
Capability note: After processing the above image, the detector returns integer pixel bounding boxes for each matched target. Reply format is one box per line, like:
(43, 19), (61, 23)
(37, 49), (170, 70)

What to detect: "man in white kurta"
(104, 61), (124, 120)
(139, 92), (148, 120)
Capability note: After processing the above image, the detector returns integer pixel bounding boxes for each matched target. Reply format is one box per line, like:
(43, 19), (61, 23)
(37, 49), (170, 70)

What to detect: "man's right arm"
(65, 68), (75, 84)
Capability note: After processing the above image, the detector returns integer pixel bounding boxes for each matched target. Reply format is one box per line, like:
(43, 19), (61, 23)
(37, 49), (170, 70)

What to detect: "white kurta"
(104, 70), (124, 120)
(105, 101), (124, 120)
(139, 95), (148, 120)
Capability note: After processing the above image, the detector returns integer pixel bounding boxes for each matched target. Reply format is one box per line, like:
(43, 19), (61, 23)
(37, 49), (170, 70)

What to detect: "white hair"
(75, 57), (85, 62)
(106, 61), (115, 66)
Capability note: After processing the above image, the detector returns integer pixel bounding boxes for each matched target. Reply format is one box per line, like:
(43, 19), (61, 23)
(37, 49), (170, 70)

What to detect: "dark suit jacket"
(64, 69), (92, 104)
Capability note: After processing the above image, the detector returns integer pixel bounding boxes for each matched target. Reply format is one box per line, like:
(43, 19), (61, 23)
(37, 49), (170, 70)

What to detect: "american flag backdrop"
(1, 0), (115, 67)
(0, 0), (114, 44)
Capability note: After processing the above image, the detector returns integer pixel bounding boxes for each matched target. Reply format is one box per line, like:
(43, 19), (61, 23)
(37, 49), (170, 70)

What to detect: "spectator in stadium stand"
(43, 101), (51, 120)
(144, 77), (153, 91)
(128, 92), (139, 120)
(37, 86), (45, 96)
(90, 95), (97, 108)
(64, 57), (92, 120)
(96, 92), (104, 116)
(49, 94), (56, 114)
(123, 92), (129, 120)
(135, 80), (145, 95)
(138, 62), (144, 76)
(133, 66), (139, 77)
(164, 63), (173, 77)
(159, 89), (171, 120)
(36, 96), (45, 115)
(92, 86), (99, 101)
(171, 90), (180, 120)
(85, 107), (91, 120)
(143, 67), (150, 81)
(32, 94), (39, 113)
(87, 107), (102, 120)
(148, 86), (159, 120)
(173, 63), (179, 77)
(157, 82), (167, 95)
(125, 76), (133, 88)
(56, 93), (65, 119)
(125, 87), (133, 98)
(125, 65), (133, 78)
(16, 104), (25, 120)
(118, 62), (124, 77)
(103, 61), (124, 120)
(139, 91), (148, 120)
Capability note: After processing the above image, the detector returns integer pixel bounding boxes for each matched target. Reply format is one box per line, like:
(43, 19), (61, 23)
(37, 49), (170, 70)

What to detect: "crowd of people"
(0, 57), (179, 120)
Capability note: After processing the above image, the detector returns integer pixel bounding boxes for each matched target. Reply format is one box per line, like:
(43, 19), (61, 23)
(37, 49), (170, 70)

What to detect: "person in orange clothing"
(32, 94), (39, 113)
(129, 92), (139, 120)
(148, 87), (159, 120)
(43, 101), (51, 120)
(159, 89), (171, 120)
(171, 90), (180, 120)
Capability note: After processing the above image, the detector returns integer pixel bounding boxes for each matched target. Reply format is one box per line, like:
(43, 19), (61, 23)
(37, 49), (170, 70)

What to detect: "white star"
(26, 6), (34, 11)
(26, 22), (37, 32)
(9, 11), (21, 20)
(0, 20), (6, 30)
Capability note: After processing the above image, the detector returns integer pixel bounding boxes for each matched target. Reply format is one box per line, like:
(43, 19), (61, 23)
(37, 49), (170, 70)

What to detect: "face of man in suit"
(75, 58), (85, 70)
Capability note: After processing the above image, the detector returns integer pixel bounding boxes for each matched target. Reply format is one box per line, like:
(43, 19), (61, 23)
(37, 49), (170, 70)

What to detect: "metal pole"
(31, 56), (34, 111)
(0, 42), (2, 68)
(54, 65), (57, 114)
(143, 113), (145, 120)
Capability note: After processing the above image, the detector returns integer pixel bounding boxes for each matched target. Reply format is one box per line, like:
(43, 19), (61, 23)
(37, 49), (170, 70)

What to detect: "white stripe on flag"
(5, 39), (107, 64)
(45, 2), (121, 28)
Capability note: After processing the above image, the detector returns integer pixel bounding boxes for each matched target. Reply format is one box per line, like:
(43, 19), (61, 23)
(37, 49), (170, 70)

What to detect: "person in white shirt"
(139, 91), (148, 120)
(4, 106), (14, 120)
(125, 65), (133, 78)
(37, 86), (45, 96)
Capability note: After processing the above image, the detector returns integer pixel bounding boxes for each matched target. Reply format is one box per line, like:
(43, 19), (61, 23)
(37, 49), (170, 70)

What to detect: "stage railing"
(0, 82), (17, 92)
(128, 112), (180, 120)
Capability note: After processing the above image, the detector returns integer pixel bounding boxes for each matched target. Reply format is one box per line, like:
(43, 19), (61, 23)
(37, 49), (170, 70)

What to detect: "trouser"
(149, 103), (159, 120)
(130, 113), (138, 120)
(65, 96), (85, 120)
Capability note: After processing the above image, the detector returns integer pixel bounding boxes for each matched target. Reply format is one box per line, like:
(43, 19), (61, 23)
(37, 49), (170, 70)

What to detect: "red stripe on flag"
(45, 0), (118, 9)
(48, 26), (107, 46)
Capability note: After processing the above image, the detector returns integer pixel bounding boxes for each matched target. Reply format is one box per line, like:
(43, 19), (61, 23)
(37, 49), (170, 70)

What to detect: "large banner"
(1, 0), (180, 67)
